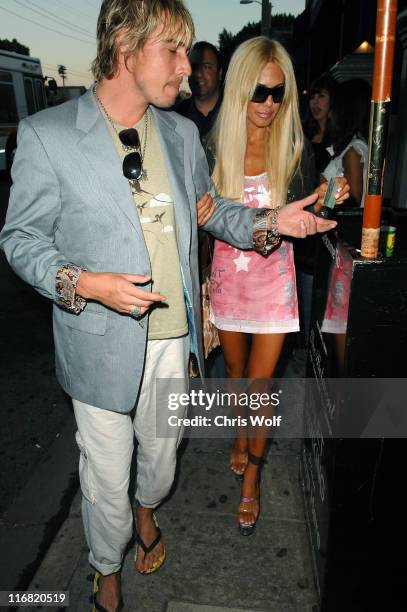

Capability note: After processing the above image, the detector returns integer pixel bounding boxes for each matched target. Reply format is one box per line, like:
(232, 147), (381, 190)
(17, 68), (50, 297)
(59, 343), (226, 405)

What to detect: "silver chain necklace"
(93, 83), (149, 187)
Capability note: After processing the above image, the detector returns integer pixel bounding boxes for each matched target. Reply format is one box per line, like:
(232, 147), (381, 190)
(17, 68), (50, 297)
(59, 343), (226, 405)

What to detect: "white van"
(0, 49), (47, 171)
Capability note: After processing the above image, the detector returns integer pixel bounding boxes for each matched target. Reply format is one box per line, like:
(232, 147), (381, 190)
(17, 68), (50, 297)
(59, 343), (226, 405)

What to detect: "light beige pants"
(72, 335), (189, 575)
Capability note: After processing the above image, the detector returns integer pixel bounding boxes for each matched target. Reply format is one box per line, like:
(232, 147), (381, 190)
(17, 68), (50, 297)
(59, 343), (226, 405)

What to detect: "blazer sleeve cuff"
(55, 263), (87, 314)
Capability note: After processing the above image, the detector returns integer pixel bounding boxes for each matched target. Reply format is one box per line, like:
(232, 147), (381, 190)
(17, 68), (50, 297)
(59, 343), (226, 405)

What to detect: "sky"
(0, 0), (306, 87)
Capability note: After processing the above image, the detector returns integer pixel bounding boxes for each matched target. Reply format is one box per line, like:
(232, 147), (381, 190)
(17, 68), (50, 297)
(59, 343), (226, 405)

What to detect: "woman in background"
(303, 73), (338, 181)
(296, 73), (338, 344)
(322, 78), (371, 207)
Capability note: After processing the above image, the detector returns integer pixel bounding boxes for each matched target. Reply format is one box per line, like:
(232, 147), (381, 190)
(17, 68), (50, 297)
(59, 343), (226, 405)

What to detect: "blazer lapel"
(75, 89), (144, 239)
(152, 107), (192, 262)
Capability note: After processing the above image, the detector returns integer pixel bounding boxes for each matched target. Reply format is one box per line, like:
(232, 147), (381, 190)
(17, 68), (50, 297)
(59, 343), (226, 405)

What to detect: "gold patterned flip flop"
(92, 571), (123, 612)
(134, 513), (166, 575)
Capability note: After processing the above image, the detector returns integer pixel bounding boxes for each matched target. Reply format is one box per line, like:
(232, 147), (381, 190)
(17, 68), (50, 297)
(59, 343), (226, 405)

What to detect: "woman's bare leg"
(218, 329), (249, 378)
(218, 329), (249, 474)
(238, 333), (286, 528)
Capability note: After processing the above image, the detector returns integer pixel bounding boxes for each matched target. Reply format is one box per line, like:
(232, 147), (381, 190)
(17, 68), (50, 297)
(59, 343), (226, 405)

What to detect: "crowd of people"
(0, 0), (373, 609)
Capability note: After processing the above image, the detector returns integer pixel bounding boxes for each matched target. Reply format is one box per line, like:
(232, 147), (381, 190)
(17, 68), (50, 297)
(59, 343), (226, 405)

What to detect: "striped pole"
(361, 0), (398, 258)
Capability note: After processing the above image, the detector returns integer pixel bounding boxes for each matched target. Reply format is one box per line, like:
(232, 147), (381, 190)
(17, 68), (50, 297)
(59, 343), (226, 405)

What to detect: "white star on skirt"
(233, 251), (251, 272)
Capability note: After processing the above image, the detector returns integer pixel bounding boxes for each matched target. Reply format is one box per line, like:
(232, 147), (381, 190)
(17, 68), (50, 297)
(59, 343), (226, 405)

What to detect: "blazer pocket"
(59, 308), (107, 335)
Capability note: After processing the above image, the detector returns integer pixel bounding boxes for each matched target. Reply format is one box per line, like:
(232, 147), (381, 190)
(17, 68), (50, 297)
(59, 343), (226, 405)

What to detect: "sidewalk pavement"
(22, 349), (318, 612)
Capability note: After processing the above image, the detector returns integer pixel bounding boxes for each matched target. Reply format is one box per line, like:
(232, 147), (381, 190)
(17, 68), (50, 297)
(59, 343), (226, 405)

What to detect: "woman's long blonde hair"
(211, 37), (304, 207)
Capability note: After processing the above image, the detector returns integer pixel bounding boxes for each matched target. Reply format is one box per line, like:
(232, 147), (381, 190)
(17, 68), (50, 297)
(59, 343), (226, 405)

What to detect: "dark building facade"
(293, 0), (407, 89)
(292, 0), (407, 206)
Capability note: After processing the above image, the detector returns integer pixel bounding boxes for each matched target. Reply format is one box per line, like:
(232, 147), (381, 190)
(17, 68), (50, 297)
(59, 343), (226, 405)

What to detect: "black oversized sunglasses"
(251, 83), (285, 104)
(119, 128), (143, 181)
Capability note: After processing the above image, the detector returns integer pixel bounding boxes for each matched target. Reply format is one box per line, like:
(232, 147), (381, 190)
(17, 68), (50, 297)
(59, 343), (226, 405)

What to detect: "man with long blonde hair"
(1, 1), (339, 608)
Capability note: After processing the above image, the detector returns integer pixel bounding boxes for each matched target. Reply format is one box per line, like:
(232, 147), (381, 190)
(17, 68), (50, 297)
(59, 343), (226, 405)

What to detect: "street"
(0, 177), (73, 515)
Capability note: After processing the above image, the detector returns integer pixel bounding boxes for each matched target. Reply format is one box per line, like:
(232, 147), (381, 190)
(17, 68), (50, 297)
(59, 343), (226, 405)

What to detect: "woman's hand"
(197, 192), (216, 227)
(314, 176), (350, 212)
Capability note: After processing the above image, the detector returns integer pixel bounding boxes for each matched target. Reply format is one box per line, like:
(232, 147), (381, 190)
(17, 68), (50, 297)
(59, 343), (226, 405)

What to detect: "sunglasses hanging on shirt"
(119, 128), (145, 185)
(94, 84), (149, 194)
(117, 122), (149, 194)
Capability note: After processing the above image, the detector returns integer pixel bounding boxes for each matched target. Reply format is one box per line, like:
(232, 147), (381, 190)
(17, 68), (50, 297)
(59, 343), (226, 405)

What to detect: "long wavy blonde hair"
(212, 37), (304, 207)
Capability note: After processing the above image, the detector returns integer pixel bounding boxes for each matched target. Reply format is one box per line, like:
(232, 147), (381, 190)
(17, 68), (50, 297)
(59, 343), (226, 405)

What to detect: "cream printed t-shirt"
(106, 110), (188, 340)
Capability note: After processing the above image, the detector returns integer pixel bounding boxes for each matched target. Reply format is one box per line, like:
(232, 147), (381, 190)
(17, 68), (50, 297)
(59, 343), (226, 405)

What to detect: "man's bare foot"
(134, 505), (166, 574)
(230, 438), (248, 476)
(95, 571), (121, 612)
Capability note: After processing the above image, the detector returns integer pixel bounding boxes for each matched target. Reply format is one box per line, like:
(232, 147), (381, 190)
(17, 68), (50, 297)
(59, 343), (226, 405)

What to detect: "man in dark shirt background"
(176, 41), (223, 146)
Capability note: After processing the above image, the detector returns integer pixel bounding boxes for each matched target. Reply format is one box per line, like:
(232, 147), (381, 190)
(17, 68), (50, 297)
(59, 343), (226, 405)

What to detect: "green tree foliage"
(272, 13), (296, 29)
(0, 38), (30, 56)
(218, 13), (295, 71)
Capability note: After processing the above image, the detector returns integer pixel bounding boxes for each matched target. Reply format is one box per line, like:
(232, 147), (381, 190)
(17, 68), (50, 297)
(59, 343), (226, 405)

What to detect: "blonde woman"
(210, 37), (348, 535)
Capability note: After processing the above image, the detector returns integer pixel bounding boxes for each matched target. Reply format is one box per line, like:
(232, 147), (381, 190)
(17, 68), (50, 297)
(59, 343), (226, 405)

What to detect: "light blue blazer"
(0, 88), (259, 413)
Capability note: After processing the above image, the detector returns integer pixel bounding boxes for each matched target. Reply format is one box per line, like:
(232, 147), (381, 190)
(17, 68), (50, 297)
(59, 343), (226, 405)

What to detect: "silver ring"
(130, 305), (142, 319)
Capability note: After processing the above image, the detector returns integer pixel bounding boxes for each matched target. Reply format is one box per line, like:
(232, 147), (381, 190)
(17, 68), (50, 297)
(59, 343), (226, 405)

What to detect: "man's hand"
(197, 192), (215, 226)
(314, 176), (350, 211)
(277, 193), (337, 238)
(76, 272), (166, 316)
